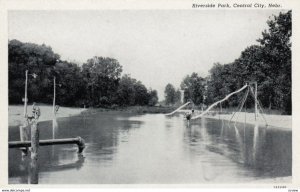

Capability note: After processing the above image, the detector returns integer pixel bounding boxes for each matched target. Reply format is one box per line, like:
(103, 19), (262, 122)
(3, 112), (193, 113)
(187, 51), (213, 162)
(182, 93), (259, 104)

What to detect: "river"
(8, 112), (292, 184)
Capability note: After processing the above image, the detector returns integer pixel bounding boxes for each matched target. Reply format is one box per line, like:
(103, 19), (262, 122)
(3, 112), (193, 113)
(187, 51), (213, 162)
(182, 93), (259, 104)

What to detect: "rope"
(219, 102), (223, 121)
(244, 98), (247, 125)
(234, 87), (249, 122)
(249, 86), (268, 126)
(230, 87), (249, 123)
(192, 84), (248, 120)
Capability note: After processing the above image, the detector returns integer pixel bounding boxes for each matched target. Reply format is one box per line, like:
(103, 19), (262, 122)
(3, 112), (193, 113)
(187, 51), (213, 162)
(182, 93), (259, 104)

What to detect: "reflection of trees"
(10, 113), (145, 184)
(10, 152), (85, 184)
(184, 119), (288, 178)
(251, 127), (291, 177)
(233, 124), (245, 163)
(183, 118), (221, 181)
(252, 124), (259, 165)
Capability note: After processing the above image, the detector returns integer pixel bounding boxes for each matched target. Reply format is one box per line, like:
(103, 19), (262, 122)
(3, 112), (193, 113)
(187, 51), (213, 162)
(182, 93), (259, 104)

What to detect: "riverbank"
(180, 110), (292, 130)
(86, 105), (177, 114)
(9, 105), (292, 129)
(206, 112), (291, 130)
(9, 105), (86, 126)
(8, 105), (176, 126)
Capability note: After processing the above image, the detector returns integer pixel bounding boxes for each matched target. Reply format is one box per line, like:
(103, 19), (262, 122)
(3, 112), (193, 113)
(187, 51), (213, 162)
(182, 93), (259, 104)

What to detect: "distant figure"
(55, 105), (60, 115)
(185, 109), (194, 126)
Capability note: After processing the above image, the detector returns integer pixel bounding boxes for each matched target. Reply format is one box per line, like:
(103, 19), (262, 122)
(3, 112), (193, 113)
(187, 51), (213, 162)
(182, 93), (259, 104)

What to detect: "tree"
(258, 10), (291, 114)
(180, 73), (205, 105)
(9, 39), (59, 104)
(174, 89), (181, 104)
(116, 74), (137, 106)
(9, 39), (159, 108)
(81, 56), (122, 106)
(133, 81), (149, 106)
(54, 61), (85, 106)
(164, 84), (177, 105)
(116, 74), (157, 106)
(148, 89), (159, 106)
(205, 11), (291, 114)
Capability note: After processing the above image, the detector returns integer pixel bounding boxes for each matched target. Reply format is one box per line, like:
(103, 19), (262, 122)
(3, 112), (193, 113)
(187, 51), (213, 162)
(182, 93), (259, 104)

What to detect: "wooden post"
(29, 105), (40, 184)
(254, 82), (258, 121)
(22, 70), (29, 157)
(24, 70), (28, 118)
(53, 77), (56, 115)
(30, 120), (39, 184)
(19, 125), (30, 156)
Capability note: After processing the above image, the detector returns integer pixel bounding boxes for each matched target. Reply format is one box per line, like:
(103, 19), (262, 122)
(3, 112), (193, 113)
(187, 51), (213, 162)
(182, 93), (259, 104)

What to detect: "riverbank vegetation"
(9, 43), (159, 108)
(165, 11), (291, 115)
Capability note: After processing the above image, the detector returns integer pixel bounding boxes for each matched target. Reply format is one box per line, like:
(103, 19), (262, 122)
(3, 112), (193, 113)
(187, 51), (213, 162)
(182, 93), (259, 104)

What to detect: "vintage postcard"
(0, 0), (299, 190)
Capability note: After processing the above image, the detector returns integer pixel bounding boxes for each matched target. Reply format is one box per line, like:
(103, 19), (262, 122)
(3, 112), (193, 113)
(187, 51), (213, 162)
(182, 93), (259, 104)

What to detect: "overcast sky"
(8, 10), (284, 100)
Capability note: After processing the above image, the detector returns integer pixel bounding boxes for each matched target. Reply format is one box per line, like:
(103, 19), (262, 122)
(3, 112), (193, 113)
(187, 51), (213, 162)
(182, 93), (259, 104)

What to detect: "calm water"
(8, 112), (292, 184)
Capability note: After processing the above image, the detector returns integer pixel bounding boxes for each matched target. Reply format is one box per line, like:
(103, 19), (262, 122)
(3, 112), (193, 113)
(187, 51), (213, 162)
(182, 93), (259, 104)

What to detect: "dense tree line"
(165, 11), (291, 114)
(9, 40), (158, 107)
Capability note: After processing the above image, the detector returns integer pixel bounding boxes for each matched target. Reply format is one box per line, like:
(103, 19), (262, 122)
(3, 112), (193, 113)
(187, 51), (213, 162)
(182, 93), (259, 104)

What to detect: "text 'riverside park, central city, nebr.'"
(192, 3), (282, 8)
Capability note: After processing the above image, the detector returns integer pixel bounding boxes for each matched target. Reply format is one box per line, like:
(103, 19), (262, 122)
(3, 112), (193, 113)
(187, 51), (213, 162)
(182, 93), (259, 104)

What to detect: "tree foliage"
(180, 73), (205, 105)
(171, 11), (291, 114)
(206, 11), (292, 114)
(164, 83), (181, 105)
(8, 40), (158, 107)
(81, 57), (122, 106)
(9, 39), (59, 104)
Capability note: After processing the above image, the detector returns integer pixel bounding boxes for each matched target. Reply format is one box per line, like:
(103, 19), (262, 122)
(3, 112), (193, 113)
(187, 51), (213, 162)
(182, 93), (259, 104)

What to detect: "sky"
(8, 10), (284, 100)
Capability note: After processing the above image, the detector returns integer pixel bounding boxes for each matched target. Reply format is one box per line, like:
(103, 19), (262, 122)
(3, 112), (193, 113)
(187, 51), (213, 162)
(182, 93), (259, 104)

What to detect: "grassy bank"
(84, 105), (177, 114)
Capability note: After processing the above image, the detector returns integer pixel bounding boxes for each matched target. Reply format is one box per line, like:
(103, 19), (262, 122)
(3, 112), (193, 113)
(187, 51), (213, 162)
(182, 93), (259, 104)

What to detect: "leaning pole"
(191, 84), (249, 120)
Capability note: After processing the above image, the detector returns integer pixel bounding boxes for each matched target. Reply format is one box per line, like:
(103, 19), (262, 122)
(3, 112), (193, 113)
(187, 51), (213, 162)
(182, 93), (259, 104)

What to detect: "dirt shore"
(9, 105), (86, 126)
(206, 112), (291, 129)
(180, 110), (292, 130)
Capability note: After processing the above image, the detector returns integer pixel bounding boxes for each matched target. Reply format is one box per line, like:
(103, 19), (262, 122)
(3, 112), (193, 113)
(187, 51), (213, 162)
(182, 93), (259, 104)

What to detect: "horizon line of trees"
(164, 11), (291, 114)
(9, 40), (158, 108)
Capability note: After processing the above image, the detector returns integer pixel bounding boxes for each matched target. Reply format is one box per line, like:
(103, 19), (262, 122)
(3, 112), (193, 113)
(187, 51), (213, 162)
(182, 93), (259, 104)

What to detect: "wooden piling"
(19, 125), (30, 156)
(30, 120), (39, 184)
(254, 82), (258, 121)
(24, 70), (28, 118)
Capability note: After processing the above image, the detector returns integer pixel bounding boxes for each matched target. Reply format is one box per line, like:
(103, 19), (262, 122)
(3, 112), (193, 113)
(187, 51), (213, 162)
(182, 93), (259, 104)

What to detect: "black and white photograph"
(1, 0), (298, 189)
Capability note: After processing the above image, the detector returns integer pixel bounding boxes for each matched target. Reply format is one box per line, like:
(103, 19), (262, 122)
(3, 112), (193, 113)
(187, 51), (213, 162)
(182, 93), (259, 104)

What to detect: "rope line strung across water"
(234, 89), (249, 126)
(230, 86), (249, 123)
(191, 84), (249, 120)
(165, 101), (191, 116)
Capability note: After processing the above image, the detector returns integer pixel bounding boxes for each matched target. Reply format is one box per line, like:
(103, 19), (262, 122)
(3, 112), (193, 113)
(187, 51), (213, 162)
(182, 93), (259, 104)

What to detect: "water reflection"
(184, 117), (291, 180)
(9, 113), (292, 184)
